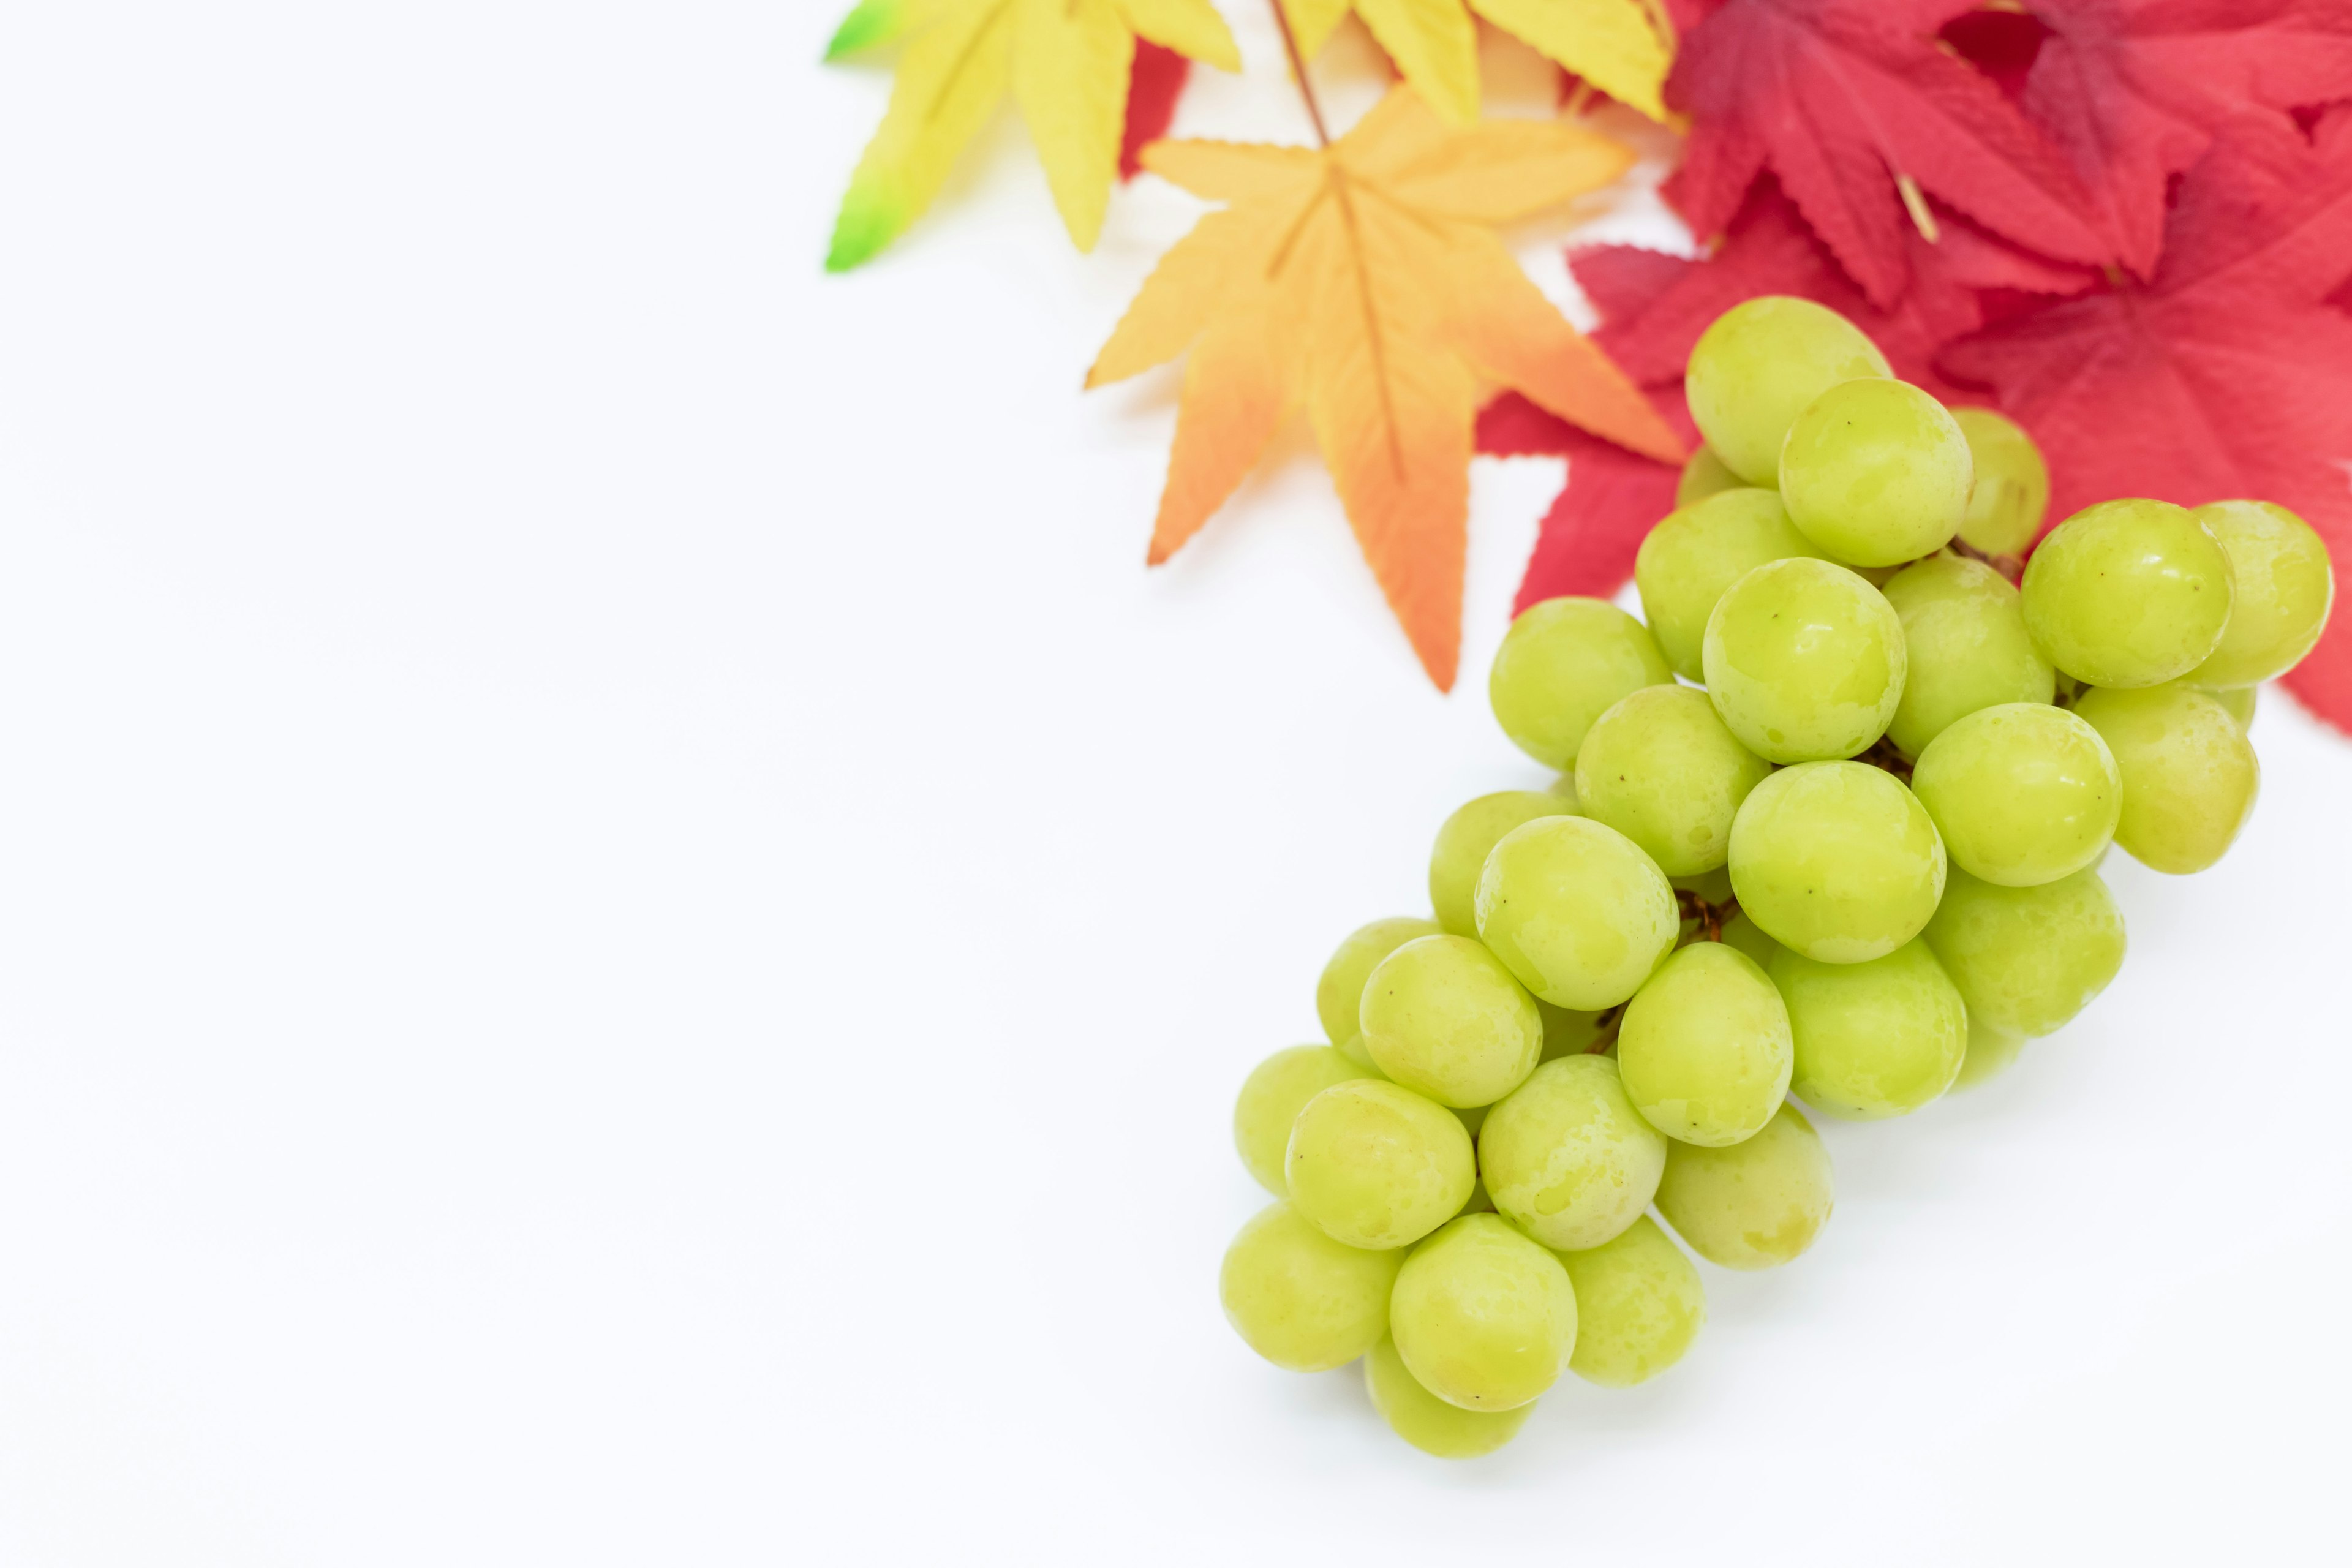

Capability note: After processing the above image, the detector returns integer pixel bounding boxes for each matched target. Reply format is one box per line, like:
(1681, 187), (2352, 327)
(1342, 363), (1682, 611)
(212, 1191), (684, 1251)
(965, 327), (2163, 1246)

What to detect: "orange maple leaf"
(1088, 87), (1685, 690)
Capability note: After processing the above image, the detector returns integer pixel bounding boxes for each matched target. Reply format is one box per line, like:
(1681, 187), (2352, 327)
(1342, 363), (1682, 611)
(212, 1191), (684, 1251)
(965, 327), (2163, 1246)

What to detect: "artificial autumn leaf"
(1665, 0), (2111, 307)
(1121, 41), (1191, 179)
(1089, 88), (1684, 688)
(1281, 0), (1675, 126)
(2016, 0), (2352, 276)
(1940, 113), (2352, 731)
(1578, 177), (2094, 399)
(1479, 388), (1696, 612)
(823, 0), (1238, 271)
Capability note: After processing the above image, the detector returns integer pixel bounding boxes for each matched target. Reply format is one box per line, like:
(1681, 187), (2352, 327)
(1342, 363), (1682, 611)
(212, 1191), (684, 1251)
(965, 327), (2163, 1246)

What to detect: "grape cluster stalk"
(1218, 296), (2335, 1459)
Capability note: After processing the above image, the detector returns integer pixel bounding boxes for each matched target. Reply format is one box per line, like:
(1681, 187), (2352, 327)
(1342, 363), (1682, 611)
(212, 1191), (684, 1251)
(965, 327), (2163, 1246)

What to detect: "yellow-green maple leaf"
(1282, 0), (1672, 126)
(825, 0), (1240, 271)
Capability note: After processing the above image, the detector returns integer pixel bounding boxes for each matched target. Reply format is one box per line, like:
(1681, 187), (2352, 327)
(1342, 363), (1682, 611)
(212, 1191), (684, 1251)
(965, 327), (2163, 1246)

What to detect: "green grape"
(2021, 499), (2234, 687)
(1364, 1335), (1532, 1457)
(1453, 1102), (1490, 1142)
(1335, 1033), (1381, 1070)
(1951, 407), (2048, 557)
(1881, 554), (2055, 756)
(1488, 597), (1674, 769)
(1909, 703), (2120, 887)
(1779, 377), (1973, 567)
(1685, 296), (1892, 485)
(1556, 1216), (1705, 1388)
(1635, 487), (1828, 680)
(1616, 942), (1793, 1146)
(1771, 940), (1966, 1120)
(1390, 1213), (1578, 1411)
(1429, 792), (1577, 937)
(1536, 1000), (1604, 1061)
(1455, 1173), (1494, 1217)
(1285, 1079), (1476, 1250)
(1676, 445), (1746, 507)
(2203, 684), (2256, 731)
(1360, 935), (1543, 1108)
(1654, 1101), (1834, 1271)
(1951, 1015), (2028, 1090)
(1477, 1055), (1667, 1251)
(1575, 685), (1774, 877)
(2073, 683), (2260, 875)
(1233, 1045), (1378, 1194)
(1219, 1200), (1404, 1371)
(1703, 557), (1907, 763)
(1923, 865), (2125, 1036)
(2184, 500), (2335, 687)
(1474, 816), (1679, 1009)
(1316, 917), (1443, 1047)
(1727, 761), (1945, 965)
(1673, 866), (1735, 903)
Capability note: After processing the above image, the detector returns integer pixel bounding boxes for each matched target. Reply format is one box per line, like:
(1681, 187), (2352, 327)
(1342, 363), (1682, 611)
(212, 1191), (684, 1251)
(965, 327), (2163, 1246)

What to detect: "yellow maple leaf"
(824, 0), (1241, 270)
(1089, 88), (1684, 690)
(1281, 0), (1673, 126)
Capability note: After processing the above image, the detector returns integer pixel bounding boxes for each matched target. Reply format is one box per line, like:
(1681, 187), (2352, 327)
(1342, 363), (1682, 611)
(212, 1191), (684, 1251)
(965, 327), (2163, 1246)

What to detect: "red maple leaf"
(1479, 390), (1697, 613)
(1940, 113), (2352, 731)
(1664, 0), (2111, 307)
(1577, 178), (2092, 399)
(2015, 0), (2352, 276)
(1119, 42), (1189, 182)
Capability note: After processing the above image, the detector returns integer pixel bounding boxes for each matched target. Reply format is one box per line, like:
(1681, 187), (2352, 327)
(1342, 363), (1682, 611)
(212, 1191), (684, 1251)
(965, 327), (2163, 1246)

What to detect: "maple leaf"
(1281, 0), (1675, 124)
(1120, 41), (1191, 179)
(823, 0), (1239, 271)
(1939, 113), (2352, 731)
(1479, 388), (1697, 612)
(2018, 0), (2352, 276)
(1578, 178), (2094, 399)
(1664, 0), (2111, 307)
(1088, 88), (1684, 688)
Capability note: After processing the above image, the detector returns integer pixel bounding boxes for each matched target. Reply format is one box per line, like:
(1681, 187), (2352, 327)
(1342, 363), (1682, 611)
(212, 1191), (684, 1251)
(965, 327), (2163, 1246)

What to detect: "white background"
(0, 4), (2342, 1564)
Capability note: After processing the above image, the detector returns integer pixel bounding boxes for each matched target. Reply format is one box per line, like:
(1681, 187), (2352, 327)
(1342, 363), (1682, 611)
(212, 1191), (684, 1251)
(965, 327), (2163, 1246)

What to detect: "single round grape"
(1316, 917), (1442, 1047)
(1556, 1215), (1705, 1389)
(1703, 557), (1907, 763)
(2021, 499), (2234, 687)
(1881, 554), (2055, 756)
(1719, 910), (1781, 972)
(2073, 683), (2260, 874)
(1428, 791), (1577, 937)
(1654, 1101), (1833, 1271)
(1951, 1015), (2028, 1090)
(1575, 685), (1774, 877)
(1772, 940), (1966, 1120)
(1284, 1080), (1475, 1250)
(1923, 865), (2125, 1036)
(1685, 296), (1891, 485)
(2183, 500), (2335, 687)
(2203, 684), (2256, 731)
(1617, 942), (1793, 1146)
(1488, 597), (1674, 769)
(1728, 761), (1946, 964)
(1475, 816), (1679, 1009)
(1219, 1200), (1404, 1371)
(1779, 377), (1972, 567)
(1390, 1213), (1578, 1411)
(1676, 444), (1746, 507)
(1363, 1335), (1532, 1458)
(1636, 487), (1828, 680)
(1233, 1045), (1379, 1194)
(1950, 407), (2048, 557)
(1360, 935), (1543, 1109)
(1910, 703), (2120, 887)
(1334, 1034), (1384, 1071)
(1478, 1055), (1668, 1251)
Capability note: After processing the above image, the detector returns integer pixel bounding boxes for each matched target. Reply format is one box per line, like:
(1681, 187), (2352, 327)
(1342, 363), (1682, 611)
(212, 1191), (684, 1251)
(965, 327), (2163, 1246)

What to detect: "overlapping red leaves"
(1488, 0), (2352, 731)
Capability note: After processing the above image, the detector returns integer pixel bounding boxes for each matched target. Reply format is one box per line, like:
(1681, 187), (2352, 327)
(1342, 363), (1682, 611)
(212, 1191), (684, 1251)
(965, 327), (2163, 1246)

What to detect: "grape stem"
(1583, 890), (1744, 1054)
(1857, 735), (1915, 785)
(1944, 536), (2026, 586)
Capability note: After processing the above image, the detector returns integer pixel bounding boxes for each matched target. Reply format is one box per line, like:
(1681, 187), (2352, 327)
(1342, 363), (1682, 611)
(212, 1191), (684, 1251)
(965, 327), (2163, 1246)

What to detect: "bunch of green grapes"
(1218, 296), (2335, 1459)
